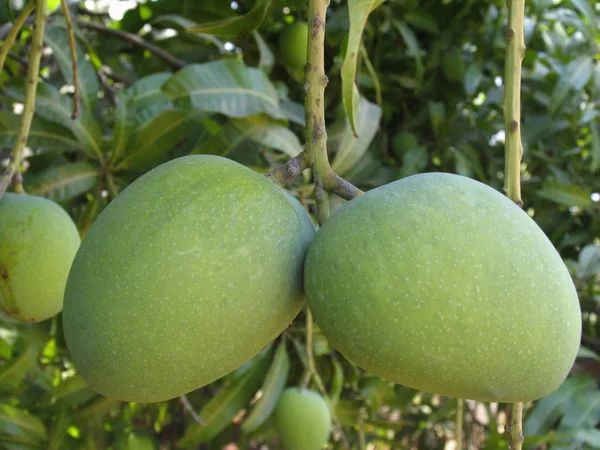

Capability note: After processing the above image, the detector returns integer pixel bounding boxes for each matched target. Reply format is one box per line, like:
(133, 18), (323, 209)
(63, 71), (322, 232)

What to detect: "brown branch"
(77, 21), (186, 70)
(60, 0), (79, 119)
(266, 152), (311, 185)
(330, 172), (363, 200)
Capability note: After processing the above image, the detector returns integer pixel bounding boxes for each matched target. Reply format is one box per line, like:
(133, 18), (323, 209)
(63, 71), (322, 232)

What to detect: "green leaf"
(0, 112), (79, 151)
(185, 0), (273, 38)
(590, 122), (600, 173)
(178, 348), (272, 448)
(537, 181), (593, 209)
(0, 404), (46, 442)
(125, 73), (172, 131)
(342, 0), (384, 135)
(569, 0), (598, 36)
(403, 11), (438, 34)
(241, 341), (290, 433)
(428, 101), (446, 137)
(44, 23), (101, 111)
(115, 110), (206, 170)
(573, 429), (600, 447)
(576, 245), (600, 280)
(549, 56), (594, 115)
(392, 20), (424, 90)
(524, 376), (597, 436)
(330, 96), (382, 176)
(110, 90), (132, 165)
(3, 83), (103, 160)
(464, 63), (482, 96)
(329, 358), (344, 406)
(253, 31), (274, 74)
(24, 162), (99, 202)
(0, 343), (38, 394)
(162, 59), (285, 120)
(232, 116), (302, 157)
(152, 15), (225, 48)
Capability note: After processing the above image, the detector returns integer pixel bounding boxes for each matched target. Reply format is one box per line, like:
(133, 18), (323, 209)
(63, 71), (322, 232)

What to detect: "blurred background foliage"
(0, 0), (599, 448)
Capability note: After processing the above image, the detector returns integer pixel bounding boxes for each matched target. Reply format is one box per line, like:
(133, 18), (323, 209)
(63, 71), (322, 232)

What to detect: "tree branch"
(0, 0), (47, 199)
(77, 21), (187, 70)
(0, 1), (35, 75)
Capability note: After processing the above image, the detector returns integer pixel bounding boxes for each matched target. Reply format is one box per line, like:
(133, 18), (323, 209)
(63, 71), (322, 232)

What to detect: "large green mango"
(0, 193), (80, 322)
(305, 173), (581, 402)
(63, 155), (315, 403)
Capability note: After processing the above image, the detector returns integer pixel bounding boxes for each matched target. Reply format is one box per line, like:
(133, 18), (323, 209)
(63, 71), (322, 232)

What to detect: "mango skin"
(63, 155), (315, 403)
(0, 193), (80, 322)
(274, 388), (332, 450)
(278, 22), (309, 70)
(305, 173), (581, 402)
(441, 49), (466, 82)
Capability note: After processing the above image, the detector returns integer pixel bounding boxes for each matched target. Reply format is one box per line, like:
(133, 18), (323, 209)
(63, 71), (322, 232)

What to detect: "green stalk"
(305, 0), (332, 225)
(503, 0), (525, 207)
(0, 1), (35, 75)
(456, 398), (464, 449)
(504, 1), (526, 448)
(0, 0), (47, 198)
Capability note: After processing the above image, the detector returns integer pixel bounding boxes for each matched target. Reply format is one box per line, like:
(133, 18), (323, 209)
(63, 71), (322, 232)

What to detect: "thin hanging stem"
(456, 398), (464, 450)
(503, 0), (525, 207)
(60, 0), (80, 119)
(0, 1), (35, 75)
(0, 0), (47, 198)
(504, 1), (526, 448)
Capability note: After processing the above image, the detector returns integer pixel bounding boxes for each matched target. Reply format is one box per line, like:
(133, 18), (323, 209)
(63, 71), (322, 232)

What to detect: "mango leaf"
(392, 20), (424, 91)
(3, 83), (103, 160)
(573, 429), (600, 447)
(0, 112), (79, 151)
(329, 357), (344, 406)
(404, 11), (438, 34)
(524, 376), (597, 436)
(241, 341), (290, 433)
(178, 348), (272, 447)
(576, 245), (600, 280)
(590, 122), (600, 173)
(46, 410), (72, 450)
(110, 90), (132, 165)
(162, 59), (285, 120)
(152, 15), (224, 48)
(537, 181), (593, 209)
(554, 390), (600, 435)
(115, 110), (206, 170)
(125, 72), (172, 132)
(549, 56), (594, 115)
(44, 23), (100, 111)
(24, 162), (98, 202)
(192, 115), (301, 160)
(464, 63), (482, 96)
(0, 343), (38, 394)
(0, 336), (11, 360)
(569, 0), (598, 36)
(0, 404), (46, 442)
(185, 0), (272, 38)
(330, 96), (382, 176)
(253, 31), (274, 74)
(342, 0), (385, 136)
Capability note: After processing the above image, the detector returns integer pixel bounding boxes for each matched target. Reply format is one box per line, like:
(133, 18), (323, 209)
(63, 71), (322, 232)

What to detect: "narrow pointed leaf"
(178, 348), (271, 447)
(331, 96), (382, 175)
(186, 0), (273, 38)
(162, 59), (285, 120)
(0, 405), (47, 441)
(537, 181), (593, 209)
(24, 162), (99, 202)
(0, 112), (79, 151)
(241, 341), (290, 433)
(0, 344), (38, 394)
(342, 0), (385, 135)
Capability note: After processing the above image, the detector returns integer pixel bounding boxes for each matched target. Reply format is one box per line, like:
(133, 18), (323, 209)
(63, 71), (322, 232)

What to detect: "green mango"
(63, 155), (315, 403)
(278, 21), (309, 70)
(305, 173), (581, 403)
(0, 193), (80, 322)
(114, 431), (157, 450)
(441, 49), (466, 82)
(274, 388), (331, 450)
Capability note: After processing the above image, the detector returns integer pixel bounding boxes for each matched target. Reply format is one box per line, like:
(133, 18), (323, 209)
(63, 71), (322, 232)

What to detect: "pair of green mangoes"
(1, 154), (581, 446)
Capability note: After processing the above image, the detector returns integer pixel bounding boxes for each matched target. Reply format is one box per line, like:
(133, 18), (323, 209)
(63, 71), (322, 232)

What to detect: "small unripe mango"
(278, 21), (309, 70)
(63, 155), (315, 403)
(441, 49), (466, 82)
(0, 193), (80, 322)
(274, 388), (332, 450)
(305, 173), (581, 403)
